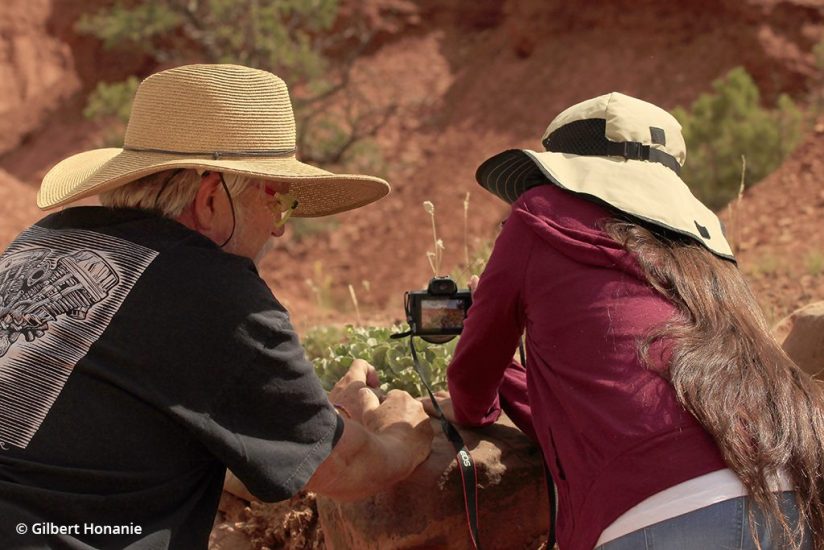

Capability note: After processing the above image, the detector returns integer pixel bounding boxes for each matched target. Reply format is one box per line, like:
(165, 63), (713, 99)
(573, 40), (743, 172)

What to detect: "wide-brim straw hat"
(38, 64), (390, 217)
(475, 92), (734, 260)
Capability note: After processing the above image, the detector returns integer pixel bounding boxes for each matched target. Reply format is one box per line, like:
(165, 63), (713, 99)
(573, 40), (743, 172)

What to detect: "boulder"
(0, 169), (44, 249)
(224, 470), (257, 503)
(317, 413), (549, 549)
(210, 492), (254, 550)
(210, 484), (324, 550)
(0, 0), (80, 156)
(772, 301), (824, 377)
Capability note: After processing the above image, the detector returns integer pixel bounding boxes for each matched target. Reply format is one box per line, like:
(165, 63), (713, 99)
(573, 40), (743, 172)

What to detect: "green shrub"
(304, 324), (457, 398)
(805, 249), (824, 277)
(74, 0), (386, 175)
(672, 67), (803, 209)
(301, 325), (345, 364)
(75, 2), (181, 50)
(83, 77), (140, 123)
(811, 40), (824, 114)
(814, 39), (824, 75)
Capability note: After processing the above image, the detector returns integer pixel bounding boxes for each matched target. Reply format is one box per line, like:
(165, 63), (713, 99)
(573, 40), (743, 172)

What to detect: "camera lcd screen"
(420, 298), (467, 331)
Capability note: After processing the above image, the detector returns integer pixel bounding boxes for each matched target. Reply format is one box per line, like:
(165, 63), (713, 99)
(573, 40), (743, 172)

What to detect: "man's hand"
(327, 359), (383, 423)
(306, 359), (434, 500)
(468, 274), (479, 296)
(420, 390), (459, 424)
(364, 388), (433, 467)
(328, 359), (431, 450)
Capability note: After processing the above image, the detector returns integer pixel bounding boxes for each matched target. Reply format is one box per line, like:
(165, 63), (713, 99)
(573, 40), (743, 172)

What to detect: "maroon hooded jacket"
(447, 185), (727, 550)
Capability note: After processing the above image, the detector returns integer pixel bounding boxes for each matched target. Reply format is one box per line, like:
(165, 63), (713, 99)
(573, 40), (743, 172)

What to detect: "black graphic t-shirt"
(0, 207), (342, 549)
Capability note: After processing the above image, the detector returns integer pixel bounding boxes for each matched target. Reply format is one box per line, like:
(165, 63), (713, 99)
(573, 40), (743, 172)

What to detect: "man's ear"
(191, 172), (223, 231)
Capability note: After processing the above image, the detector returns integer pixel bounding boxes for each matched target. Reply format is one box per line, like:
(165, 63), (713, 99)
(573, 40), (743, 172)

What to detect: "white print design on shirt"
(0, 225), (158, 450)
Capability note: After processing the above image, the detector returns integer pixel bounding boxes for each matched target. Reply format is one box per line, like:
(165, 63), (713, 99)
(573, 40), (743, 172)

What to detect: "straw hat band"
(542, 119), (682, 176)
(122, 146), (296, 159)
(38, 64), (390, 214)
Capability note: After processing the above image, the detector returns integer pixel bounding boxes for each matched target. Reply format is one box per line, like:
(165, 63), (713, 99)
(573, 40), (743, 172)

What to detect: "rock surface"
(209, 490), (324, 550)
(0, 168), (44, 239)
(0, 0), (79, 157)
(773, 301), (824, 377)
(210, 492), (254, 550)
(317, 413), (549, 550)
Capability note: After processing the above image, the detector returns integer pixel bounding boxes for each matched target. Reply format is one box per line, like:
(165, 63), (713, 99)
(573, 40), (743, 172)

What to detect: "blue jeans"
(596, 492), (810, 550)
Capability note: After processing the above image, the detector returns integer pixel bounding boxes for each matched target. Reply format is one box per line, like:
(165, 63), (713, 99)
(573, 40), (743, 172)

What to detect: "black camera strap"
(392, 330), (481, 550)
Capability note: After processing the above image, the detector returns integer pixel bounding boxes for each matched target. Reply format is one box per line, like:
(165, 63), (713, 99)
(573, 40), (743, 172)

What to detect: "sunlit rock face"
(318, 413), (550, 550)
(0, 0), (80, 157)
(774, 301), (824, 378)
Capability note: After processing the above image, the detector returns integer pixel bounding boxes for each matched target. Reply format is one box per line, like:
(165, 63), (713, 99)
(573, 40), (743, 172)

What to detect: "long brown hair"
(604, 218), (824, 549)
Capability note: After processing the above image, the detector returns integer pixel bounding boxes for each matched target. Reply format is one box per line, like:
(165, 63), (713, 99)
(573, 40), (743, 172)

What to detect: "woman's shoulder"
(514, 183), (612, 223)
(510, 184), (646, 272)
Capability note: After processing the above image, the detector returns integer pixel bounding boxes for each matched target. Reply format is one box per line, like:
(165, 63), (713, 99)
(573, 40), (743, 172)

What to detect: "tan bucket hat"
(475, 92), (734, 260)
(38, 64), (390, 217)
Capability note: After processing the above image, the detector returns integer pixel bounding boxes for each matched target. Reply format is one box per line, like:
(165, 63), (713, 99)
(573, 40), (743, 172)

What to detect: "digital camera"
(404, 276), (472, 344)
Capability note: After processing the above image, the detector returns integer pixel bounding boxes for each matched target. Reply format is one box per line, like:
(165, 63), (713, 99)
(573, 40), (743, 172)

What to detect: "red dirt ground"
(0, 0), (822, 331)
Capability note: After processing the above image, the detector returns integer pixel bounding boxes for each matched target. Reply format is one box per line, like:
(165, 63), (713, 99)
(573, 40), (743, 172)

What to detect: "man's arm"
(304, 360), (433, 500)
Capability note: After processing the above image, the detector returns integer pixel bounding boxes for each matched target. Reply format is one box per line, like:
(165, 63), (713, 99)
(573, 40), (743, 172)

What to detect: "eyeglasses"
(259, 184), (299, 227)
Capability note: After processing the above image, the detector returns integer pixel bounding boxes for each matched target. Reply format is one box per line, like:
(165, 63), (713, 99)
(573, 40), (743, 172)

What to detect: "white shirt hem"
(596, 468), (794, 546)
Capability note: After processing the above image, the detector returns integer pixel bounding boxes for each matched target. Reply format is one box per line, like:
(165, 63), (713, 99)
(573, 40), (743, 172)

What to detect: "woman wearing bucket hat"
(0, 64), (433, 549)
(443, 93), (823, 549)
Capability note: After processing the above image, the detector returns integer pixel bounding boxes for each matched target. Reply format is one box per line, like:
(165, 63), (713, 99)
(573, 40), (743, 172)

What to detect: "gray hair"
(99, 169), (252, 218)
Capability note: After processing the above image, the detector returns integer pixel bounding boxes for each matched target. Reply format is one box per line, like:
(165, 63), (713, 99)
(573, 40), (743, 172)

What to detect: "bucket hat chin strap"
(542, 119), (682, 176)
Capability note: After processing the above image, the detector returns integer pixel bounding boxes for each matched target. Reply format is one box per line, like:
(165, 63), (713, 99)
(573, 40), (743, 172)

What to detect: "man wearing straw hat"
(0, 64), (432, 549)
